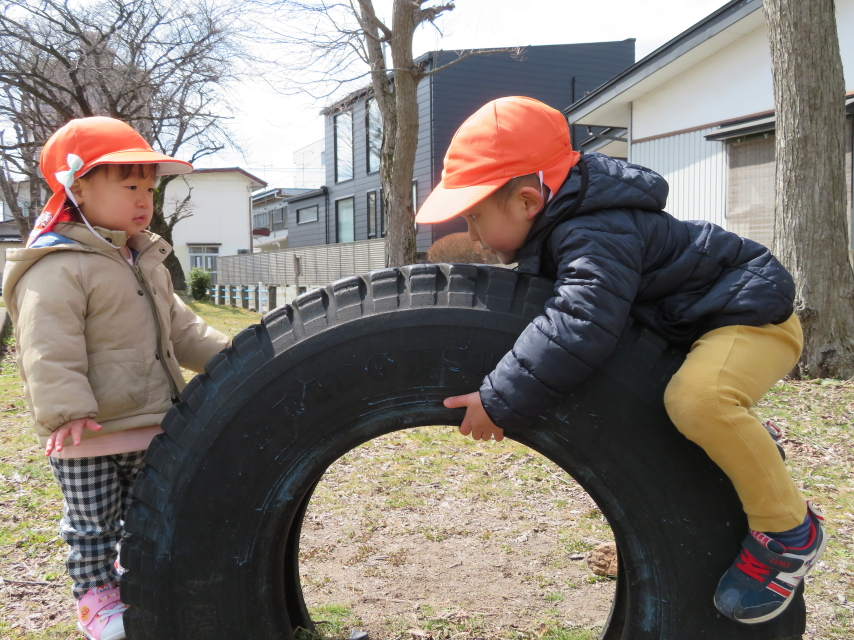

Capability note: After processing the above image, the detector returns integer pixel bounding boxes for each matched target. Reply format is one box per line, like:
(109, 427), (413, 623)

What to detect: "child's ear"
(518, 186), (545, 220)
(69, 180), (85, 206)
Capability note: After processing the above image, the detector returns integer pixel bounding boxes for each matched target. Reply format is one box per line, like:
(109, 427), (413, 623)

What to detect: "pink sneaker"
(77, 582), (127, 640)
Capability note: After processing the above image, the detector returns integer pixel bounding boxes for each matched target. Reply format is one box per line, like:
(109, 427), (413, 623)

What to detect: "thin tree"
(255, 0), (515, 266)
(0, 0), (244, 289)
(764, 0), (854, 377)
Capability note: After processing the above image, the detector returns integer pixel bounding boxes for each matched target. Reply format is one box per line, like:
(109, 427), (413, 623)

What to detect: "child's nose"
(466, 221), (479, 242)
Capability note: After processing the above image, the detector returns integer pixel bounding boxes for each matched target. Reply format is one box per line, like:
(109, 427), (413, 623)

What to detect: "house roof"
(704, 93), (854, 141)
(191, 167), (268, 189)
(564, 0), (763, 129)
(320, 44), (567, 115)
(252, 187), (313, 205)
(320, 49), (439, 116)
(284, 187), (326, 204)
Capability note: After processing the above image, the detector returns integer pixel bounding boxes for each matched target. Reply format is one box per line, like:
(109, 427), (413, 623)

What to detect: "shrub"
(426, 232), (499, 264)
(187, 267), (212, 301)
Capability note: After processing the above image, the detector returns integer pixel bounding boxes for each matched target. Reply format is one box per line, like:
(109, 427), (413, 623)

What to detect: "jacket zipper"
(128, 245), (182, 401)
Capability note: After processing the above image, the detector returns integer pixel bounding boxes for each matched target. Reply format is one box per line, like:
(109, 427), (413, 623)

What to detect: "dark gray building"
(285, 40), (636, 253)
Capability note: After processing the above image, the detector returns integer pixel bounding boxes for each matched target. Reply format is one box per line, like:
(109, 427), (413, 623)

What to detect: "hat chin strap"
(64, 185), (119, 248)
(538, 171), (554, 203)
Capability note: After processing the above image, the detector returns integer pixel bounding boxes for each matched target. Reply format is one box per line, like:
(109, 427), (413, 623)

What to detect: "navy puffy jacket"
(479, 153), (795, 430)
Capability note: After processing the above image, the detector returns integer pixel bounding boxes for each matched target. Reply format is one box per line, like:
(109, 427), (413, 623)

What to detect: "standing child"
(2, 117), (230, 640)
(415, 97), (828, 625)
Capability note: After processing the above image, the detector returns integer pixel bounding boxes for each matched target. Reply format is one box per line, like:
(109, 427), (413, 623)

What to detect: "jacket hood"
(546, 153), (667, 222)
(2, 223), (168, 306)
(515, 154), (668, 272)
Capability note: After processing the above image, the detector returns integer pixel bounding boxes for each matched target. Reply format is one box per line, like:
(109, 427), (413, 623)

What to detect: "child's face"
(462, 186), (545, 264)
(72, 166), (155, 236)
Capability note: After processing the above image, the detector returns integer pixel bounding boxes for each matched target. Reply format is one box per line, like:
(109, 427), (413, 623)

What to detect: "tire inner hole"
(298, 425), (617, 640)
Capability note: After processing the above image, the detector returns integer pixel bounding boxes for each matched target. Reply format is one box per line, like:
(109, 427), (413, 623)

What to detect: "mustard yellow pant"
(663, 314), (806, 533)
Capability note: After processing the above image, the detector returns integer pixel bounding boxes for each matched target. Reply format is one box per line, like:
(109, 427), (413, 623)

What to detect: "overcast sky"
(200, 0), (732, 184)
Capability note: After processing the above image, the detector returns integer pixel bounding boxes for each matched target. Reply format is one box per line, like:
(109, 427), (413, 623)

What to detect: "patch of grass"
(302, 603), (363, 640)
(539, 624), (598, 640)
(182, 298), (261, 336)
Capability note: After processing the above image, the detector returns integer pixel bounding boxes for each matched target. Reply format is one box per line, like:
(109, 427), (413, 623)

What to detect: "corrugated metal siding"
(415, 75), (435, 253)
(306, 78), (435, 253)
(218, 238), (387, 286)
(631, 128), (727, 227)
(287, 193), (328, 247)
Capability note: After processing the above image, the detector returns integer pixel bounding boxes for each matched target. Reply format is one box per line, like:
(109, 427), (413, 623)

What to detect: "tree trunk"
(149, 175), (187, 291)
(765, 0), (854, 378)
(382, 0), (420, 267)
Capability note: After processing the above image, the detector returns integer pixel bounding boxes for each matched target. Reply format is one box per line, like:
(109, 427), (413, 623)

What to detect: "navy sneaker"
(714, 502), (828, 624)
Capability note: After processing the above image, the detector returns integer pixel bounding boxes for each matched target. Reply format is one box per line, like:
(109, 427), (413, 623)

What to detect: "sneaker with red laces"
(77, 582), (127, 640)
(714, 502), (828, 624)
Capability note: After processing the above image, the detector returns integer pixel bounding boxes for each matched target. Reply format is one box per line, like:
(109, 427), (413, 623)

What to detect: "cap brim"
(415, 181), (506, 224)
(84, 150), (193, 176)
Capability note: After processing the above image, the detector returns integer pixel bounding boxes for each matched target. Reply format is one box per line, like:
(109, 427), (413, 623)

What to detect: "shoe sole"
(715, 526), (830, 625)
(77, 620), (126, 640)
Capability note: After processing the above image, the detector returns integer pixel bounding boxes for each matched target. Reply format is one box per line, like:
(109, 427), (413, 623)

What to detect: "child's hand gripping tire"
(121, 264), (807, 640)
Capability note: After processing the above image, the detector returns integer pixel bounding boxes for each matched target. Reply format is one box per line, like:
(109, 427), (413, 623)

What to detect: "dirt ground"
(298, 428), (617, 640)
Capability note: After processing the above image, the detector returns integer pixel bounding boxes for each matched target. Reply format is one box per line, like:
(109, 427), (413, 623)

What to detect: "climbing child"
(415, 96), (828, 625)
(2, 117), (230, 640)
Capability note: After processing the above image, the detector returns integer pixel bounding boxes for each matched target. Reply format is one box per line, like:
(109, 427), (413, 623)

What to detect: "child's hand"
(444, 392), (505, 442)
(45, 418), (103, 456)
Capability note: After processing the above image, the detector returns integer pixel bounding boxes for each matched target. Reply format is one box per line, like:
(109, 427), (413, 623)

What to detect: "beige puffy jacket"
(2, 223), (229, 447)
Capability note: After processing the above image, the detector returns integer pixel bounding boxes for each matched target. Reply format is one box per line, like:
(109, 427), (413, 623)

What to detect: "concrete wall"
(165, 172), (255, 276)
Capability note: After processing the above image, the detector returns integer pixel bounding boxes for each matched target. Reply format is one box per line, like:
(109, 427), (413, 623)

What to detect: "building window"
(412, 179), (418, 211)
(367, 191), (377, 238)
(334, 111), (354, 182)
(189, 245), (219, 284)
(253, 211), (269, 230)
(366, 98), (382, 174)
(379, 189), (386, 238)
(297, 205), (318, 224)
(336, 197), (355, 243)
(271, 206), (287, 231)
(726, 135), (776, 248)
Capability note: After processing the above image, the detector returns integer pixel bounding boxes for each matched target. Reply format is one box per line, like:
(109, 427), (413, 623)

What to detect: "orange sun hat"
(28, 116), (193, 247)
(415, 97), (580, 224)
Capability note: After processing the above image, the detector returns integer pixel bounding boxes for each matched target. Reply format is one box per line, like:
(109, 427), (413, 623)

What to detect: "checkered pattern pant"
(48, 451), (146, 599)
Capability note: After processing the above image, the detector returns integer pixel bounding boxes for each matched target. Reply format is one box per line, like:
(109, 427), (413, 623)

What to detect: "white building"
(165, 167), (266, 282)
(566, 0), (854, 253)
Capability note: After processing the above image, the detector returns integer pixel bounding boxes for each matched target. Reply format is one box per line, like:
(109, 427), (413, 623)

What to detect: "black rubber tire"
(121, 264), (805, 640)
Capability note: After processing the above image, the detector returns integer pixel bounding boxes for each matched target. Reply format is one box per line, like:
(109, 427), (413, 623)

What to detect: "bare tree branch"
(0, 0), (246, 288)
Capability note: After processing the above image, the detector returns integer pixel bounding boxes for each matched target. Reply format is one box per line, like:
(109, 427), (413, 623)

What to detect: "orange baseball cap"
(415, 97), (580, 224)
(28, 117), (193, 246)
